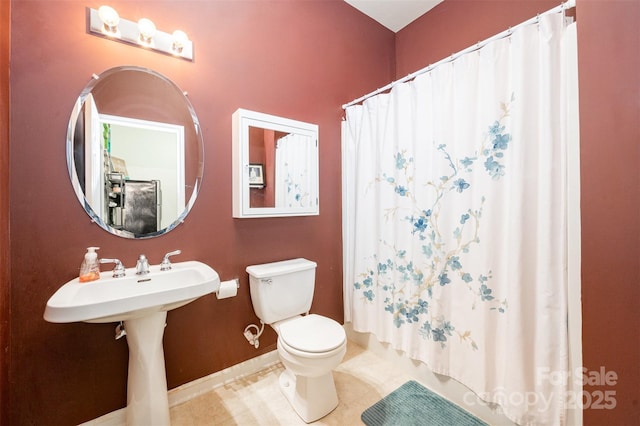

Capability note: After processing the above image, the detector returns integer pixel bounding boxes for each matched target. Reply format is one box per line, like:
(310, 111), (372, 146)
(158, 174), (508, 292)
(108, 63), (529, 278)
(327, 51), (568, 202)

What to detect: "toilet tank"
(246, 258), (317, 324)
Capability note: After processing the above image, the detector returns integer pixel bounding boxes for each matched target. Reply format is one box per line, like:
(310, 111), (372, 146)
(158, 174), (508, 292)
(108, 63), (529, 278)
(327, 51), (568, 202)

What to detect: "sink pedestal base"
(124, 311), (170, 426)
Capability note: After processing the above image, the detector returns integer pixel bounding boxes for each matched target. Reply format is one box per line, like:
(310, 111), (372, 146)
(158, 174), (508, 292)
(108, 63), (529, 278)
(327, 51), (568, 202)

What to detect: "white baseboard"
(80, 350), (280, 426)
(168, 350), (280, 407)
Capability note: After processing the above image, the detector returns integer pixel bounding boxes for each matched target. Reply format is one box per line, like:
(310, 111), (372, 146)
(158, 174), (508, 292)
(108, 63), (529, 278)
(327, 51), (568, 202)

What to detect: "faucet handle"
(100, 258), (126, 278)
(160, 250), (182, 271)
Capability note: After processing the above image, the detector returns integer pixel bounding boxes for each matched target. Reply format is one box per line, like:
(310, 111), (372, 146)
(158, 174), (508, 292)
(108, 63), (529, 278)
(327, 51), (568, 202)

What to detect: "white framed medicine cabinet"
(232, 108), (319, 218)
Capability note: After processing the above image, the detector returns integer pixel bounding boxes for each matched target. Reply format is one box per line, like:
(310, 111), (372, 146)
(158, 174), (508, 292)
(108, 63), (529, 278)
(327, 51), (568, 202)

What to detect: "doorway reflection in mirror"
(97, 114), (185, 232)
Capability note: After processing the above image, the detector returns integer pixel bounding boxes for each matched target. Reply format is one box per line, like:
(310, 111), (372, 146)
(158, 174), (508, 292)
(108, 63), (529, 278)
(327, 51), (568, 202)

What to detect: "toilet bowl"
(246, 259), (347, 423)
(274, 314), (347, 422)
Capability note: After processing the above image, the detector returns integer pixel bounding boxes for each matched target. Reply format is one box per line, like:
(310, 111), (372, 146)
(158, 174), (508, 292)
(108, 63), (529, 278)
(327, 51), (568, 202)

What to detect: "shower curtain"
(342, 12), (578, 425)
(275, 133), (314, 208)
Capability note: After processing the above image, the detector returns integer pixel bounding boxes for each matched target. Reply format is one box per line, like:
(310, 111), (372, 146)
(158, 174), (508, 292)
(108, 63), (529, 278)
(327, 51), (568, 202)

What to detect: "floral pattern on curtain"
(354, 101), (514, 350)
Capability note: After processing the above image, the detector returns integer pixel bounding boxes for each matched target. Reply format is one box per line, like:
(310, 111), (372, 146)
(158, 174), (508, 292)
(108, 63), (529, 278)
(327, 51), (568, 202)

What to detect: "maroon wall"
(397, 0), (640, 424)
(395, 0), (557, 76)
(0, 1), (10, 425)
(8, 1), (394, 424)
(576, 1), (640, 424)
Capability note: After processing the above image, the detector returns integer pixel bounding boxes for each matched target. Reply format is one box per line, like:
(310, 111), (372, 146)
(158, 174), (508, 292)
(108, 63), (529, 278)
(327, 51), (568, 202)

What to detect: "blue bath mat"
(361, 380), (488, 426)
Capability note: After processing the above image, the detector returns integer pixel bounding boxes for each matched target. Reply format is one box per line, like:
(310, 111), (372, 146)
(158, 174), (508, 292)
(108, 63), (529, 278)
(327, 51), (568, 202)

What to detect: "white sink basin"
(44, 260), (220, 323)
(44, 259), (221, 425)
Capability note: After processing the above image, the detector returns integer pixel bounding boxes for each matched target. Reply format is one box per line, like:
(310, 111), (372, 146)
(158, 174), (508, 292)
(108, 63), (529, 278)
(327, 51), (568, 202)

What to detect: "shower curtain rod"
(342, 0), (576, 109)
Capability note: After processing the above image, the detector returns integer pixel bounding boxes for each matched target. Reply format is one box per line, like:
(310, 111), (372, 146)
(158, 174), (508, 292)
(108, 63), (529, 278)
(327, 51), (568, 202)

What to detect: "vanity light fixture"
(88, 6), (194, 61)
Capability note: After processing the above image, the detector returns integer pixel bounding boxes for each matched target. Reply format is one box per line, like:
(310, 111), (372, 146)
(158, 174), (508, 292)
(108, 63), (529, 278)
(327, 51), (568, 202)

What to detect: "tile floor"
(170, 341), (414, 425)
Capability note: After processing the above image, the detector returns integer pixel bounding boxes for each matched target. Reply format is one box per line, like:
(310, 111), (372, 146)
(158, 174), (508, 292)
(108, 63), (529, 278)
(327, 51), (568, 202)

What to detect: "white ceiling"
(345, 0), (444, 32)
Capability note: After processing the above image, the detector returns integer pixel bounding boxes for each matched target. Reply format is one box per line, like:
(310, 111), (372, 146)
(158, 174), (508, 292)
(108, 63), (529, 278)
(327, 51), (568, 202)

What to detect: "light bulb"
(138, 18), (157, 45)
(172, 30), (189, 54)
(98, 5), (120, 35)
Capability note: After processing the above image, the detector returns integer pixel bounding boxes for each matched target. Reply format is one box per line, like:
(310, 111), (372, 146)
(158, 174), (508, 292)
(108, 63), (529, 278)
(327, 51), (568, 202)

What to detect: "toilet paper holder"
(216, 278), (240, 299)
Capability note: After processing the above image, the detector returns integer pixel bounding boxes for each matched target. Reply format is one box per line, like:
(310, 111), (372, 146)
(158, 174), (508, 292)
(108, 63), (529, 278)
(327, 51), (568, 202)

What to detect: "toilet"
(246, 258), (347, 423)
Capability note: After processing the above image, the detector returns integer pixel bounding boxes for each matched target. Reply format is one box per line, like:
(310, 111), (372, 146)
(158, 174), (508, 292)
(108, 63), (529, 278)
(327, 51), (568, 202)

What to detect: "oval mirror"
(67, 66), (203, 238)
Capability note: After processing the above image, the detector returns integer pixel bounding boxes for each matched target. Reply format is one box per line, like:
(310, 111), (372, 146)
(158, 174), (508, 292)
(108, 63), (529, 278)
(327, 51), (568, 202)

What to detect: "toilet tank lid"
(246, 258), (317, 279)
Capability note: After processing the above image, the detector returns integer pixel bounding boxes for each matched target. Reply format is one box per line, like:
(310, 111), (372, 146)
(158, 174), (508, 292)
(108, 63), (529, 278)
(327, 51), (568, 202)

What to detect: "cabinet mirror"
(232, 109), (319, 218)
(67, 66), (204, 238)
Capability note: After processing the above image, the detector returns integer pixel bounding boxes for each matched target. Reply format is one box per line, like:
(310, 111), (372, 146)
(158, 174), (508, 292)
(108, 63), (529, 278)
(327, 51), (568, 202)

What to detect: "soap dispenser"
(79, 247), (101, 283)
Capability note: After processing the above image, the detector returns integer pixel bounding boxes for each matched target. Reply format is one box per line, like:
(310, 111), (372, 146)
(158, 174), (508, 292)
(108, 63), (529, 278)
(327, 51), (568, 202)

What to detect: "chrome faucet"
(100, 258), (126, 278)
(160, 250), (182, 271)
(136, 254), (150, 275)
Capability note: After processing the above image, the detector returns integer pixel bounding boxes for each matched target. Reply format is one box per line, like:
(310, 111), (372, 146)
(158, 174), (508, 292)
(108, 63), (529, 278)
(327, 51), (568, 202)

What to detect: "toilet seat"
(278, 314), (346, 353)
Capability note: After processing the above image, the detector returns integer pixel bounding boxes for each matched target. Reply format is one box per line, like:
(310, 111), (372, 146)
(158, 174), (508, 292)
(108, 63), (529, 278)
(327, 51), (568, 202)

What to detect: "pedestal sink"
(44, 260), (220, 425)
